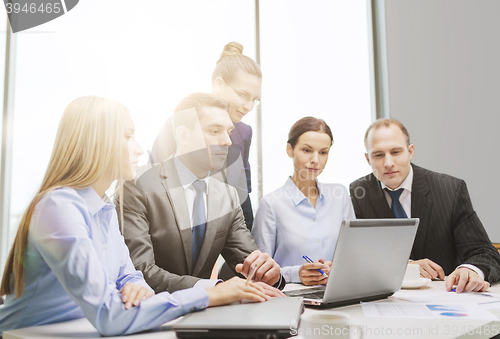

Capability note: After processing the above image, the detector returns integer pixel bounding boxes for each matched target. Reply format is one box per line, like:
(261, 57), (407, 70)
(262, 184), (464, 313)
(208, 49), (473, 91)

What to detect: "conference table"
(4, 281), (500, 339)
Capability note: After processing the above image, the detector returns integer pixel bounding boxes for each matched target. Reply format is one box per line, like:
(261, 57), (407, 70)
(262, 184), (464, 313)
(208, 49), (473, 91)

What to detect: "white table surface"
(4, 281), (500, 339)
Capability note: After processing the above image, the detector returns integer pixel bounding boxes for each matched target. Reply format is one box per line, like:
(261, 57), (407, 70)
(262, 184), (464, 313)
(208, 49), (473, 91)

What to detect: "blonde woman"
(212, 41), (261, 231)
(0, 96), (270, 336)
(151, 42), (261, 230)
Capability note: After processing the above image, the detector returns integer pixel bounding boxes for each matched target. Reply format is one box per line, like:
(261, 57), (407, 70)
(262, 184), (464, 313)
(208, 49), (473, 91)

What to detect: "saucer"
(401, 277), (431, 289)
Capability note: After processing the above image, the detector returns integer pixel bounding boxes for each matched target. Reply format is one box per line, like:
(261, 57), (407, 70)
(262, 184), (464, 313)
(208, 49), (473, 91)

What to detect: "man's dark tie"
(385, 188), (408, 218)
(192, 180), (207, 270)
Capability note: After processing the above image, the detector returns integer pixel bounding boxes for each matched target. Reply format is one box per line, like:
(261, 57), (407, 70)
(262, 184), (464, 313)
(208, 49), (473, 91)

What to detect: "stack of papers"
(361, 291), (500, 320)
(396, 291), (500, 306)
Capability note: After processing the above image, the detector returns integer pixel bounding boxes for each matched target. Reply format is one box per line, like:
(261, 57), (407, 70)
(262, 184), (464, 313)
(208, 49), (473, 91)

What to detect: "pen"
(302, 255), (329, 278)
(246, 265), (258, 286)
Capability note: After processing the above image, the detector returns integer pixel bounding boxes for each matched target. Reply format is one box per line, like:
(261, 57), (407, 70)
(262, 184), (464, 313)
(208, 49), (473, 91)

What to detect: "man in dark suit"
(119, 93), (285, 294)
(350, 118), (500, 293)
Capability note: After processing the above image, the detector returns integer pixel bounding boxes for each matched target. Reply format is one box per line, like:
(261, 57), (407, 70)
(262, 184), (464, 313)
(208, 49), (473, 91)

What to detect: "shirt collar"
(285, 177), (324, 206)
(76, 187), (115, 216)
(316, 181), (326, 201)
(174, 156), (209, 193)
(380, 165), (413, 193)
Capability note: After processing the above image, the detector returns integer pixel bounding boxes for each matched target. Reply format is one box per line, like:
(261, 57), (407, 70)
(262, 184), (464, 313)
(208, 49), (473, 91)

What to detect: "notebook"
(285, 218), (419, 308)
(174, 296), (304, 338)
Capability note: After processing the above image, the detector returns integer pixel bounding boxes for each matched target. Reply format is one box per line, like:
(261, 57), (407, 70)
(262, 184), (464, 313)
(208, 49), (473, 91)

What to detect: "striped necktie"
(385, 188), (408, 218)
(192, 180), (207, 270)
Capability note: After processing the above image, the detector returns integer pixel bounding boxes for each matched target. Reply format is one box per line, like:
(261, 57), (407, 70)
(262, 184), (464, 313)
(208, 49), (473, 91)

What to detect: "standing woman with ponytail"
(0, 97), (270, 336)
(211, 42), (262, 231)
(151, 42), (261, 230)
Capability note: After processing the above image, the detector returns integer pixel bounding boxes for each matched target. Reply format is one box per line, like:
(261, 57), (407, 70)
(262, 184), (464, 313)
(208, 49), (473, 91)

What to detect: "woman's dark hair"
(287, 117), (333, 148)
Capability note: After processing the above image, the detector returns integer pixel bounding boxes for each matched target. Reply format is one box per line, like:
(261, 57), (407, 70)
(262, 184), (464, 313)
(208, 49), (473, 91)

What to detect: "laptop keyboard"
(285, 287), (326, 299)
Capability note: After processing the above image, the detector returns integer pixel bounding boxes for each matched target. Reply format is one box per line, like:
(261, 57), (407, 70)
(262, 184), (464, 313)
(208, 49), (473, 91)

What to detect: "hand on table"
(299, 258), (331, 286)
(412, 258), (445, 280)
(254, 282), (286, 298)
(206, 277), (270, 306)
(235, 250), (281, 286)
(445, 267), (490, 293)
(120, 283), (154, 310)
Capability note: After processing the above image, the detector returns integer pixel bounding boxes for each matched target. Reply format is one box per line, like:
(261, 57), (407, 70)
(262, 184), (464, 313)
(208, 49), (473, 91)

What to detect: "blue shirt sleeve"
(252, 197), (277, 258)
(112, 211), (153, 291)
(30, 189), (209, 336)
(252, 197), (303, 282)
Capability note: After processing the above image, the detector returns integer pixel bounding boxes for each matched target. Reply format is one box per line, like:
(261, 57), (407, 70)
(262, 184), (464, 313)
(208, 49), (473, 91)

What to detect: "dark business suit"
(118, 157), (259, 293)
(349, 163), (500, 282)
(150, 118), (254, 230)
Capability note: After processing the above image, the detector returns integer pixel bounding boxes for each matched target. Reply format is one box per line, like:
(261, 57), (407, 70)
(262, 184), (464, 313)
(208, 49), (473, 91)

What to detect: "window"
(4, 0), (256, 271)
(0, 0), (372, 271)
(259, 0), (372, 195)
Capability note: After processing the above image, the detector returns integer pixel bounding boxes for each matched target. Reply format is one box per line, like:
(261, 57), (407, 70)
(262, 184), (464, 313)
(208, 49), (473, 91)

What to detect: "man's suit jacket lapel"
(366, 175), (394, 218)
(160, 158), (193, 274)
(192, 179), (223, 276)
(410, 164), (432, 259)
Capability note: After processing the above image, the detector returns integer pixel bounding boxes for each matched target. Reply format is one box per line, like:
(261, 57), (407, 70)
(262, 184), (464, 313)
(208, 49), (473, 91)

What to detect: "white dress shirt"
(381, 165), (484, 279)
(173, 156), (220, 288)
(252, 178), (355, 283)
(381, 165), (413, 218)
(174, 156), (209, 228)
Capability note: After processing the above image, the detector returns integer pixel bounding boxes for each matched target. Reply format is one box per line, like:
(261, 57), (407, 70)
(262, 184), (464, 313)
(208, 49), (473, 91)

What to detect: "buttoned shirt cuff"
(281, 266), (301, 284)
(169, 287), (210, 312)
(457, 264), (485, 280)
(193, 279), (223, 289)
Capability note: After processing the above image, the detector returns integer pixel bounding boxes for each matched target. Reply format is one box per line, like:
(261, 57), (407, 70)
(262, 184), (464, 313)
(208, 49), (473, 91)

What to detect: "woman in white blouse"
(252, 117), (355, 285)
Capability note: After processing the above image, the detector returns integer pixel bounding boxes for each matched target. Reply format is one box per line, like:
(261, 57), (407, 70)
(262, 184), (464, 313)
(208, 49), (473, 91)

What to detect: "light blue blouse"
(252, 178), (355, 283)
(0, 187), (209, 336)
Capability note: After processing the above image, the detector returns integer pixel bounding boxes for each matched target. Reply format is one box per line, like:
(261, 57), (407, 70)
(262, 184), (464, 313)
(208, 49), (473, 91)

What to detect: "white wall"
(381, 0), (500, 240)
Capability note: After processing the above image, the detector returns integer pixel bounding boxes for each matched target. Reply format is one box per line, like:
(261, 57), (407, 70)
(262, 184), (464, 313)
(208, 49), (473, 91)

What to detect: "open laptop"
(285, 218), (419, 308)
(174, 296), (304, 339)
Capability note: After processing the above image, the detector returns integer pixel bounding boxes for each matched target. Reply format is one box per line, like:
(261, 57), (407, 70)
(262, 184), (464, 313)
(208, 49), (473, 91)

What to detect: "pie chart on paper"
(440, 312), (468, 317)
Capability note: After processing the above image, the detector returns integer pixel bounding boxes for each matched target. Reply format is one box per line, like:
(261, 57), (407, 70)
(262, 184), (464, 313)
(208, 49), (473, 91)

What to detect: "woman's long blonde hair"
(0, 96), (127, 297)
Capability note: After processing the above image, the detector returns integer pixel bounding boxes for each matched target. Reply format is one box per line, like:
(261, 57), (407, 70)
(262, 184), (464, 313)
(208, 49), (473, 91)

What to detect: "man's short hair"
(172, 92), (230, 131)
(364, 118), (411, 150)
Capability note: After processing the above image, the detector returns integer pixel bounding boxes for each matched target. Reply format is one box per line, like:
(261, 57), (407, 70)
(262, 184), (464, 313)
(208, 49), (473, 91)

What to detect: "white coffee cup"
(403, 263), (421, 282)
(299, 311), (363, 339)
